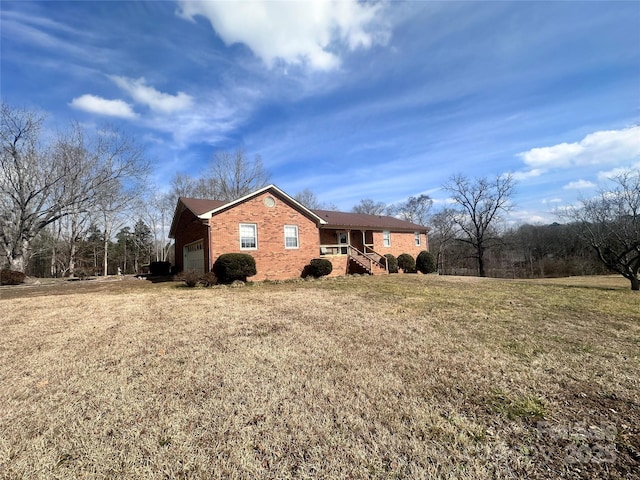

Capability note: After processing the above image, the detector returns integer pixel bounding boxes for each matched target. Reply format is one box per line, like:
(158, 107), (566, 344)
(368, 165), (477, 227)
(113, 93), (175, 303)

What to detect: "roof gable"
(199, 185), (327, 225)
(169, 185), (327, 237)
(168, 197), (226, 238)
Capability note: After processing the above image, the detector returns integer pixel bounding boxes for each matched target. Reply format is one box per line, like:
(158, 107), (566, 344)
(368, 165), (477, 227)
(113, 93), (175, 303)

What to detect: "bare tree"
(429, 207), (458, 273)
(1, 104), (48, 271)
(352, 198), (388, 215)
(208, 149), (270, 201)
(96, 183), (128, 276)
(143, 191), (174, 262)
(52, 125), (96, 277)
(395, 194), (433, 226)
(168, 172), (219, 201)
(563, 170), (640, 291)
(0, 103), (147, 273)
(169, 149), (270, 204)
(443, 173), (516, 277)
(294, 188), (322, 209)
(169, 172), (198, 198)
(294, 188), (337, 210)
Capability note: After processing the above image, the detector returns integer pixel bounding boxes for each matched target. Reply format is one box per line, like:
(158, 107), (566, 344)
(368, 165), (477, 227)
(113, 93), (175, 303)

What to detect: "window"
(239, 223), (257, 249)
(383, 230), (391, 247)
(284, 225), (299, 249)
(415, 232), (421, 246)
(185, 241), (203, 253)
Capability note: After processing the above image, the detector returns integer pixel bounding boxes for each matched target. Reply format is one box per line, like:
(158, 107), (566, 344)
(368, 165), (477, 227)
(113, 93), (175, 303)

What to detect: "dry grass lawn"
(1, 274), (638, 479)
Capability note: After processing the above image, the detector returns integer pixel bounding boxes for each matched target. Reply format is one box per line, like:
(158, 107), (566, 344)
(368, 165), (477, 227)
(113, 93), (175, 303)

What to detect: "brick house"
(169, 185), (429, 280)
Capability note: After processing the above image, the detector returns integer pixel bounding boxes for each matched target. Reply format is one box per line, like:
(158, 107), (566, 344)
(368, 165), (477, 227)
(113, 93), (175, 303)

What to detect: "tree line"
(348, 171), (638, 291)
(2, 103), (638, 290)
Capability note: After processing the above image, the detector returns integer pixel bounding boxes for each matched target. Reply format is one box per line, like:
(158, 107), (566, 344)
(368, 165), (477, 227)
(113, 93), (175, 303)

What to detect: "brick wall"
(325, 255), (348, 277)
(209, 191), (321, 280)
(373, 231), (427, 259)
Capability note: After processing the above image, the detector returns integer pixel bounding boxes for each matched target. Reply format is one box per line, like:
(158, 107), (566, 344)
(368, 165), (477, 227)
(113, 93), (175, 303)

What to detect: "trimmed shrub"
(0, 269), (26, 285)
(397, 253), (416, 273)
(150, 261), (171, 276)
(213, 253), (257, 283)
(200, 272), (218, 287)
(176, 271), (218, 288)
(384, 254), (399, 273)
(303, 258), (333, 278)
(176, 270), (200, 288)
(416, 250), (437, 274)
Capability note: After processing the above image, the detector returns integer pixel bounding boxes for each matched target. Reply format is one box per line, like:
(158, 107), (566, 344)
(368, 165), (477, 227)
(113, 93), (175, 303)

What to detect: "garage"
(183, 240), (205, 274)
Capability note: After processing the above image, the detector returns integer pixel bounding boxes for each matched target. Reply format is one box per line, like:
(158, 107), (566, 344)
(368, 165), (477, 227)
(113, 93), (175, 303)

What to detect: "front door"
(338, 231), (348, 255)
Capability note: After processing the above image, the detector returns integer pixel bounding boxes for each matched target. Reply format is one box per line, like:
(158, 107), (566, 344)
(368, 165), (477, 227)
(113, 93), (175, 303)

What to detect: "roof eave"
(320, 224), (427, 232)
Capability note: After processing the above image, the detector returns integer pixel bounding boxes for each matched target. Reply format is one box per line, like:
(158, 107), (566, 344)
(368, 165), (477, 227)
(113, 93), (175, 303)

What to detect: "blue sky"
(2, 0), (639, 223)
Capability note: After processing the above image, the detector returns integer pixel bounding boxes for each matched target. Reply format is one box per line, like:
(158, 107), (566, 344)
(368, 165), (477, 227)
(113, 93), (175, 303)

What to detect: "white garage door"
(183, 240), (205, 274)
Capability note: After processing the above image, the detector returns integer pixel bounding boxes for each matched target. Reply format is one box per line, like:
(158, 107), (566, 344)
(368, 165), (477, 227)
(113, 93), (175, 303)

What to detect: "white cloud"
(110, 76), (193, 113)
(69, 94), (137, 118)
(176, 0), (389, 71)
(432, 197), (458, 206)
(507, 209), (554, 225)
(563, 179), (596, 190)
(518, 126), (640, 169)
(542, 198), (563, 204)
(70, 80), (257, 146)
(511, 168), (546, 181)
(1, 10), (96, 61)
(597, 162), (640, 181)
(140, 85), (260, 148)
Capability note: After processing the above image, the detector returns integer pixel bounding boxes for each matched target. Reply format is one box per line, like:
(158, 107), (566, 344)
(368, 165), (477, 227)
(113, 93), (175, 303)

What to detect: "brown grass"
(1, 275), (638, 479)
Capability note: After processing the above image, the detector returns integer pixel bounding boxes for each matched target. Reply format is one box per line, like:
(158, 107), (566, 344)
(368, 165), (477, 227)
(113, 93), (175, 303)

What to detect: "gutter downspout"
(206, 220), (212, 273)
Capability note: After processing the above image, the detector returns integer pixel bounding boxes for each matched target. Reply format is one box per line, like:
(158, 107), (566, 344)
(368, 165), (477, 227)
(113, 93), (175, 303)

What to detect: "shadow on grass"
(139, 275), (176, 284)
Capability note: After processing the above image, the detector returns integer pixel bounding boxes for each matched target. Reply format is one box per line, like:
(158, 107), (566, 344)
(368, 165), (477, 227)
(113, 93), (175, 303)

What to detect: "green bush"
(213, 253), (257, 283)
(397, 253), (416, 273)
(416, 250), (437, 274)
(150, 261), (171, 276)
(384, 254), (399, 273)
(0, 269), (26, 285)
(303, 258), (333, 278)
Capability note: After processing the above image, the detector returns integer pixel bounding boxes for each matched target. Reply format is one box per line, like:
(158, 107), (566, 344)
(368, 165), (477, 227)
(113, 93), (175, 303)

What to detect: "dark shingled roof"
(312, 209), (425, 231)
(180, 197), (226, 216)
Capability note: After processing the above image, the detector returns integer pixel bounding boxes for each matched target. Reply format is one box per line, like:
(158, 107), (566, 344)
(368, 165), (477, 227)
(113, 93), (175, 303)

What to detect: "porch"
(319, 229), (388, 275)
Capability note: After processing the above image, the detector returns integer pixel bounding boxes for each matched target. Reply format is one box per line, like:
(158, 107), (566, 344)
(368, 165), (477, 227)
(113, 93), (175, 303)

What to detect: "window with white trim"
(284, 225), (299, 249)
(414, 232), (421, 246)
(239, 223), (257, 250)
(383, 230), (391, 247)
